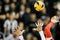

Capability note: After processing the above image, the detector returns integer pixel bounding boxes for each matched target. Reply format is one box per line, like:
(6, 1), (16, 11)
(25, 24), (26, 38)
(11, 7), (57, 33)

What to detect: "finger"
(22, 30), (25, 33)
(35, 23), (38, 26)
(38, 22), (40, 25)
(39, 23), (44, 26)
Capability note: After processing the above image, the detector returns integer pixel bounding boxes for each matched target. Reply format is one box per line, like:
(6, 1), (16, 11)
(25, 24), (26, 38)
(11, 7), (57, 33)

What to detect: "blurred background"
(0, 0), (60, 40)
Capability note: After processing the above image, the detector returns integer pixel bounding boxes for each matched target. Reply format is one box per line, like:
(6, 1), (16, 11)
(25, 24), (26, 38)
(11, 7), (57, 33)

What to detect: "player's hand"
(13, 29), (23, 36)
(51, 16), (59, 23)
(33, 22), (43, 32)
(13, 27), (23, 36)
(17, 30), (23, 36)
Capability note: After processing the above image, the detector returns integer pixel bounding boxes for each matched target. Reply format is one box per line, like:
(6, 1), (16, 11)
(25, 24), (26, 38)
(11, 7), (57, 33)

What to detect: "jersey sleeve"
(39, 31), (46, 40)
(44, 22), (54, 38)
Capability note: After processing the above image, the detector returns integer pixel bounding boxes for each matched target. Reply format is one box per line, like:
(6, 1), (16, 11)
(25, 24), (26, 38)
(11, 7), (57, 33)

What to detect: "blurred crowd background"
(0, 0), (60, 40)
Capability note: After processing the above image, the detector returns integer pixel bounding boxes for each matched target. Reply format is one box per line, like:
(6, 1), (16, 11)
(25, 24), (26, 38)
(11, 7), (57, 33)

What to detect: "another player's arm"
(44, 22), (54, 38)
(44, 16), (59, 40)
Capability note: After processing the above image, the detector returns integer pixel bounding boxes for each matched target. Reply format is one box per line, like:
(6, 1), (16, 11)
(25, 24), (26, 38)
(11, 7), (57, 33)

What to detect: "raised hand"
(33, 20), (43, 31)
(33, 20), (46, 40)
(13, 26), (25, 36)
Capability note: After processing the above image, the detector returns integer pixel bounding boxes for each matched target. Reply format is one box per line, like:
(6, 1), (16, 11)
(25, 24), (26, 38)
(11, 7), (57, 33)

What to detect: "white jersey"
(4, 19), (18, 32)
(39, 31), (46, 40)
(17, 35), (24, 40)
(4, 34), (14, 40)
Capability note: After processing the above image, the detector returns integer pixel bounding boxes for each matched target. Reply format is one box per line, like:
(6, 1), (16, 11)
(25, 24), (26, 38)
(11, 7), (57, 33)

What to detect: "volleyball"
(34, 1), (45, 11)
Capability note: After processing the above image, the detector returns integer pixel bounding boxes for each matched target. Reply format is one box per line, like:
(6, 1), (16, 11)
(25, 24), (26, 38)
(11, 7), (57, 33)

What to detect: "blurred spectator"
(10, 3), (16, 12)
(56, 10), (60, 17)
(0, 0), (2, 5)
(0, 14), (5, 32)
(44, 16), (50, 26)
(0, 5), (2, 14)
(0, 5), (5, 15)
(12, 0), (17, 3)
(27, 13), (37, 33)
(46, 0), (57, 17)
(42, 8), (47, 14)
(53, 3), (57, 9)
(0, 15), (6, 20)
(0, 32), (5, 40)
(0, 5), (6, 32)
(4, 12), (18, 34)
(6, 12), (19, 22)
(33, 36), (38, 40)
(6, 12), (10, 18)
(21, 0), (27, 5)
(25, 6), (31, 14)
(10, 3), (19, 19)
(26, 33), (33, 40)
(23, 6), (31, 25)
(3, 0), (10, 12)
(19, 4), (25, 17)
(15, 12), (19, 19)
(40, 8), (49, 21)
(4, 30), (14, 40)
(11, 0), (17, 4)
(30, 13), (36, 22)
(18, 4), (25, 22)
(18, 22), (24, 31)
(56, 1), (60, 11)
(4, 0), (10, 4)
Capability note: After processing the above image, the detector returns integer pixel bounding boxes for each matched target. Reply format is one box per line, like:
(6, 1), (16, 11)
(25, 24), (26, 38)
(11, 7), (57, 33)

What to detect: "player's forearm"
(39, 31), (46, 40)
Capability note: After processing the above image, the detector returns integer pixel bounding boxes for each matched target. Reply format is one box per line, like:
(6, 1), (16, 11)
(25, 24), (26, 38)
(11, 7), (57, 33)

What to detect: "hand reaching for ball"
(33, 22), (43, 32)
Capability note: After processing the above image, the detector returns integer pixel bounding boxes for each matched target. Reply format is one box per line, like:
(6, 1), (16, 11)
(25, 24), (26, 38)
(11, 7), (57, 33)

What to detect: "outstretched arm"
(33, 21), (46, 40)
